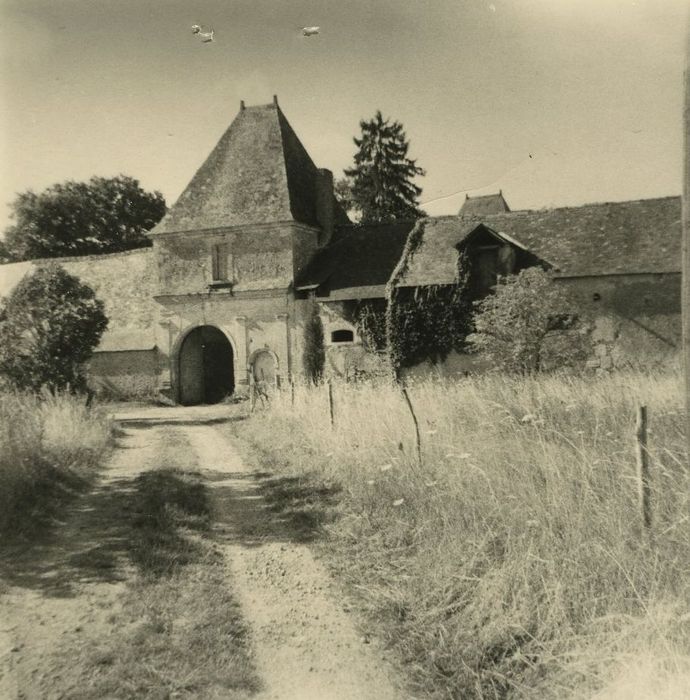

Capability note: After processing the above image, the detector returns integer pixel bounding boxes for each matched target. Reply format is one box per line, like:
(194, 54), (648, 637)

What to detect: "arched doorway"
(178, 326), (234, 405)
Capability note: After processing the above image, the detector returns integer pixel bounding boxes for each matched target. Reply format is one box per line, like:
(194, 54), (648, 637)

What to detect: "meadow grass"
(0, 390), (112, 536)
(236, 371), (690, 698)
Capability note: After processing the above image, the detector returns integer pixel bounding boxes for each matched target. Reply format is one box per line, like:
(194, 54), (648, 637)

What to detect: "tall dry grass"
(0, 391), (112, 535)
(239, 371), (690, 698)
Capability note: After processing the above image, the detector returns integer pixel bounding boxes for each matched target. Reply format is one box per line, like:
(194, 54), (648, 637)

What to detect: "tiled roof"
(459, 191), (510, 216)
(152, 101), (344, 234)
(396, 196), (681, 286)
(296, 220), (416, 296)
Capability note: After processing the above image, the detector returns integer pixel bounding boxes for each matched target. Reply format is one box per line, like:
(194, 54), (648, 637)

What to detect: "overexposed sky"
(0, 0), (687, 230)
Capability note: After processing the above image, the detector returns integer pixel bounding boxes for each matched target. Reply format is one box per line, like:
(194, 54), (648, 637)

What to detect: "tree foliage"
(1, 175), (166, 261)
(344, 111), (426, 223)
(0, 265), (108, 392)
(467, 267), (586, 373)
(302, 299), (325, 384)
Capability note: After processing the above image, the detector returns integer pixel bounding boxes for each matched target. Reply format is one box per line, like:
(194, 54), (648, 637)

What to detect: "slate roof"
(459, 191), (510, 216)
(296, 220), (416, 297)
(152, 100), (346, 234)
(396, 196), (681, 287)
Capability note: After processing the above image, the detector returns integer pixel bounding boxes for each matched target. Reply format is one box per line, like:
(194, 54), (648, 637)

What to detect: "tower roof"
(459, 191), (510, 217)
(152, 99), (324, 234)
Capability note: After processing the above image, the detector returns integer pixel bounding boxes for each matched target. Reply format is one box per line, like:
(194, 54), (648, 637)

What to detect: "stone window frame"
(211, 243), (229, 282)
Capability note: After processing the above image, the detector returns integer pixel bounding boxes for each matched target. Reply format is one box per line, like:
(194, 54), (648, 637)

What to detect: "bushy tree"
(302, 299), (325, 384)
(2, 175), (166, 261)
(344, 111), (426, 223)
(0, 265), (108, 392)
(467, 267), (587, 373)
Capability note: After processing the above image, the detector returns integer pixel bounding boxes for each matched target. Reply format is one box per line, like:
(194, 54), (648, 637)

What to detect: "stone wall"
(88, 350), (160, 399)
(155, 222), (319, 296)
(559, 273), (680, 370)
(0, 250), (163, 398)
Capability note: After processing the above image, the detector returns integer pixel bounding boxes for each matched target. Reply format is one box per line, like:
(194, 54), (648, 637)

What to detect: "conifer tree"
(344, 111), (425, 223)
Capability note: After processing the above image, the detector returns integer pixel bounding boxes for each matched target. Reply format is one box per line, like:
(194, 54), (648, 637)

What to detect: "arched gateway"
(178, 326), (234, 405)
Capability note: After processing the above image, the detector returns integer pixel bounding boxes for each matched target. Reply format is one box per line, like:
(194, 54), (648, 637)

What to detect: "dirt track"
(0, 405), (403, 700)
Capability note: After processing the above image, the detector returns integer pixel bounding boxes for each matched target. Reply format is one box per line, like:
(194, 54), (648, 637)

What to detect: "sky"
(0, 0), (688, 230)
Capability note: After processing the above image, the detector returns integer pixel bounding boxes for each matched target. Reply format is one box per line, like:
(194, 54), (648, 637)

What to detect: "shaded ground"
(0, 404), (402, 700)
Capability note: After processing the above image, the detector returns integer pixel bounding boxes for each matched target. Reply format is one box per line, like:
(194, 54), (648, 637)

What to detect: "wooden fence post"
(401, 386), (422, 469)
(635, 405), (652, 531)
(327, 379), (335, 427)
(681, 16), (690, 461)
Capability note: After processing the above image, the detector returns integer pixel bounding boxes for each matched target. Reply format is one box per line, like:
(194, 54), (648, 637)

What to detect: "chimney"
(315, 169), (335, 247)
(273, 94), (279, 106)
(240, 100), (245, 111)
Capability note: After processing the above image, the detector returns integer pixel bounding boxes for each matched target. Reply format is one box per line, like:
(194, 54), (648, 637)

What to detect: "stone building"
(0, 99), (682, 401)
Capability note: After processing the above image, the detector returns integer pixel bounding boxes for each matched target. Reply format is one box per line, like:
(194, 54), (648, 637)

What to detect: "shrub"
(467, 267), (588, 372)
(302, 298), (325, 384)
(0, 264), (108, 392)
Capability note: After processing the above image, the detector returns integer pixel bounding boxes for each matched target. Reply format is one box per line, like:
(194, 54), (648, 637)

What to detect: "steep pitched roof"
(152, 101), (331, 234)
(396, 196), (681, 287)
(296, 221), (416, 297)
(459, 191), (510, 216)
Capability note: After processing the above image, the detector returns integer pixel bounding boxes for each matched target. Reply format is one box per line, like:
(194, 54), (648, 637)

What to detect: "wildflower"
(520, 414), (537, 424)
(458, 453), (471, 459)
(526, 519), (540, 528)
(380, 464), (393, 472)
(425, 481), (438, 487)
(325, 452), (334, 458)
(426, 429), (438, 435)
(366, 480), (375, 486)
(393, 498), (405, 507)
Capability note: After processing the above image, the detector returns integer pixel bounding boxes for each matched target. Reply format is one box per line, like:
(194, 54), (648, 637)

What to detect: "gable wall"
(559, 273), (680, 370)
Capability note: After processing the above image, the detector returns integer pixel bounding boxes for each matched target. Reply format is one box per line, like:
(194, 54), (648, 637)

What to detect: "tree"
(467, 267), (587, 373)
(333, 176), (357, 221)
(302, 299), (325, 384)
(344, 111), (426, 223)
(0, 265), (108, 392)
(1, 175), (166, 261)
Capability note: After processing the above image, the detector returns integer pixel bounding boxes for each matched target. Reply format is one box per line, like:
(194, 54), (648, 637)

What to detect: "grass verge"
(0, 390), (112, 538)
(231, 371), (690, 699)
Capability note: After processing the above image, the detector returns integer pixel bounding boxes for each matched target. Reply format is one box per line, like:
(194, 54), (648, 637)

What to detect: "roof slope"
(296, 221), (416, 295)
(459, 192), (510, 216)
(152, 102), (327, 234)
(397, 196), (681, 286)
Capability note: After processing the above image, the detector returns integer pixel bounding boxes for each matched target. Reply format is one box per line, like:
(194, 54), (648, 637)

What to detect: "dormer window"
(474, 245), (499, 297)
(211, 243), (228, 281)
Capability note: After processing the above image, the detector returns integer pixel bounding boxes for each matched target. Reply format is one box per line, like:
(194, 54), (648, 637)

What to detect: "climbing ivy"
(385, 220), (475, 377)
(342, 299), (387, 352)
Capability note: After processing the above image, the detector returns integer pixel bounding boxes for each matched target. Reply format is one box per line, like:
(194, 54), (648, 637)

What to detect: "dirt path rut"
(1, 407), (403, 700)
(187, 424), (402, 700)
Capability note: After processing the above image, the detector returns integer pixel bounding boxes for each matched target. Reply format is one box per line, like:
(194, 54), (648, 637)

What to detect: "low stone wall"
(88, 349), (161, 399)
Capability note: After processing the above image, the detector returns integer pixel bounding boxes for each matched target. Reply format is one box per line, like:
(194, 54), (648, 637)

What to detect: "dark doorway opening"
(178, 326), (234, 405)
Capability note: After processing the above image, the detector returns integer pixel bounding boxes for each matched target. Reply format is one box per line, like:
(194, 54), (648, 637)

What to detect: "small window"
(211, 243), (228, 281)
(331, 329), (354, 343)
